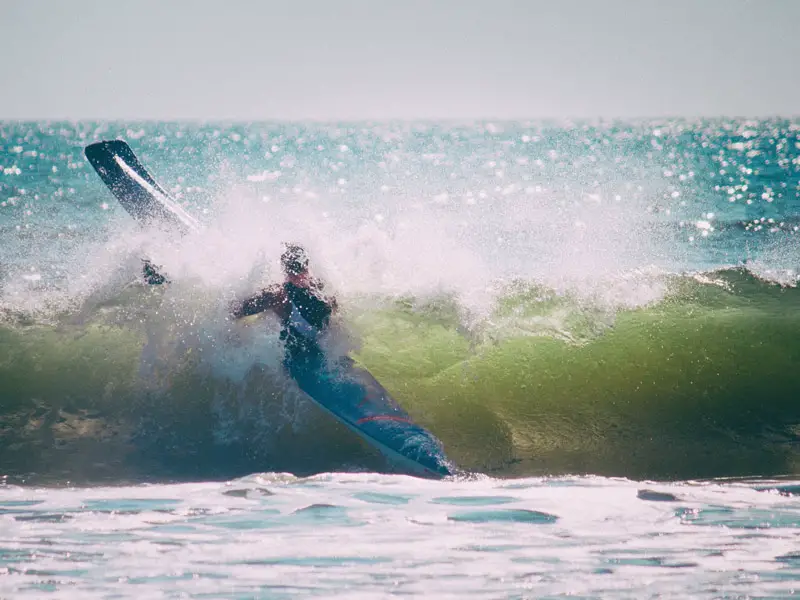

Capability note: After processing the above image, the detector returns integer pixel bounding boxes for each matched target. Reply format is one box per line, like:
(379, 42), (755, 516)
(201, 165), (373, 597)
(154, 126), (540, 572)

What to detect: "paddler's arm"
(230, 284), (285, 319)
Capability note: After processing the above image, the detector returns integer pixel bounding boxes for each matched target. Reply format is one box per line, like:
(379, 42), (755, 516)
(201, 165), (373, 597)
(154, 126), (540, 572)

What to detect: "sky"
(1, 0), (798, 120)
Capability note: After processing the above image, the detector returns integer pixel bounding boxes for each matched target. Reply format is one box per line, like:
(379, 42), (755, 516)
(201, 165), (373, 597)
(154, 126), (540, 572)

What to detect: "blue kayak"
(289, 354), (452, 478)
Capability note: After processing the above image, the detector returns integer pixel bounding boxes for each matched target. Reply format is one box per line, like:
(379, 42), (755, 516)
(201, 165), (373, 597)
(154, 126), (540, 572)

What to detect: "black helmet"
(281, 243), (309, 275)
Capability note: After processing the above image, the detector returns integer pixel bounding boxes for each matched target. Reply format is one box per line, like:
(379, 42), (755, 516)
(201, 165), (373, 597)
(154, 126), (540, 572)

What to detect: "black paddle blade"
(85, 140), (198, 234)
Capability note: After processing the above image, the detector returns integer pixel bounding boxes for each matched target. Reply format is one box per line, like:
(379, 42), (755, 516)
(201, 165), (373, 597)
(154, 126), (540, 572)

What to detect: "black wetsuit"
(281, 281), (334, 370)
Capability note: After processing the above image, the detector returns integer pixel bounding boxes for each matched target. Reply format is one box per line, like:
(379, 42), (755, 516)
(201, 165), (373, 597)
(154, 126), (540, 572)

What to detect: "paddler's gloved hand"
(142, 259), (168, 285)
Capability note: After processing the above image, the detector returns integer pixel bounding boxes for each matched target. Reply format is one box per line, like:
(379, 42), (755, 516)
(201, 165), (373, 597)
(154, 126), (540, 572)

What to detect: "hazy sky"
(1, 0), (798, 119)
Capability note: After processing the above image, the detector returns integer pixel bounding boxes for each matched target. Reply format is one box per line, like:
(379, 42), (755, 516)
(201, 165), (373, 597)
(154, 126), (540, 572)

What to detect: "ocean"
(1, 119), (799, 597)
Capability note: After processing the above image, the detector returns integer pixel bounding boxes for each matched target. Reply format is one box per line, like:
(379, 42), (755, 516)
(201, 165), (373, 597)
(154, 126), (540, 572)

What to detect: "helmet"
(280, 243), (309, 275)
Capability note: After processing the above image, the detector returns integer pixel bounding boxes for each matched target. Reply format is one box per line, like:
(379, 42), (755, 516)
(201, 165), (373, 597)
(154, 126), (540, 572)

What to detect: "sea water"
(1, 120), (799, 597)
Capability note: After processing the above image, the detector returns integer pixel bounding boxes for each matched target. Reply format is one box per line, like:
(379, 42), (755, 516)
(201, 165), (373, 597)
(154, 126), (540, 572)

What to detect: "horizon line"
(1, 113), (799, 124)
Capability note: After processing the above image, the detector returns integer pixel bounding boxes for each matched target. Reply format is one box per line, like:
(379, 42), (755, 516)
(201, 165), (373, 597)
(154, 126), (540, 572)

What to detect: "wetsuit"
(281, 280), (334, 370)
(231, 278), (335, 371)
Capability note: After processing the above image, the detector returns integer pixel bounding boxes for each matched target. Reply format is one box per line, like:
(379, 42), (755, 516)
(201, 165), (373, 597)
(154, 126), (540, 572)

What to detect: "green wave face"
(352, 271), (800, 479)
(0, 318), (389, 484)
(1, 269), (799, 483)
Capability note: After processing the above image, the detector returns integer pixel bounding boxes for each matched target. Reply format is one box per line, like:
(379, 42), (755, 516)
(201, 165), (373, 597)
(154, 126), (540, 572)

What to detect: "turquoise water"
(1, 120), (800, 596)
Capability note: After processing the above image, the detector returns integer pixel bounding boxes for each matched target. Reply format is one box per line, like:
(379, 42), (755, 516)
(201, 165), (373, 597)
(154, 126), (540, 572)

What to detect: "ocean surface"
(1, 119), (799, 597)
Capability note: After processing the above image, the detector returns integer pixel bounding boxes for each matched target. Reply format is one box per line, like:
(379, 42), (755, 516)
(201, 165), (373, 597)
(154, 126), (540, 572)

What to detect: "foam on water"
(1, 474), (799, 598)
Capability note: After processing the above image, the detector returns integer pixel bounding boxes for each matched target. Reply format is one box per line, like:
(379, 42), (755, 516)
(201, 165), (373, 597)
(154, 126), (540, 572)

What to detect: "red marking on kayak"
(355, 415), (413, 425)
